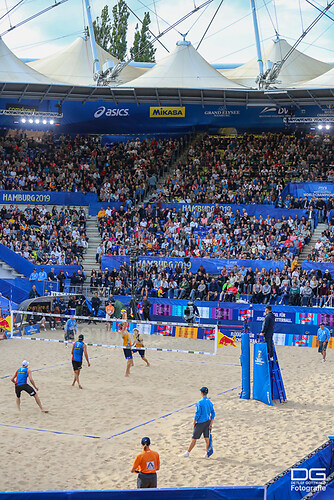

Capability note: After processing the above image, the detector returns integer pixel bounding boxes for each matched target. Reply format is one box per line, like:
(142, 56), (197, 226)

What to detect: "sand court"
(0, 327), (333, 491)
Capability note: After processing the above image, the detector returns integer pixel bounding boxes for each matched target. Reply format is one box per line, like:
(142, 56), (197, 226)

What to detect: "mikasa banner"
(149, 106), (185, 118)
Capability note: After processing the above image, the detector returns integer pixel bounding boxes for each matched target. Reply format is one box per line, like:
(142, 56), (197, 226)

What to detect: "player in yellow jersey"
(132, 328), (150, 367)
(121, 309), (133, 377)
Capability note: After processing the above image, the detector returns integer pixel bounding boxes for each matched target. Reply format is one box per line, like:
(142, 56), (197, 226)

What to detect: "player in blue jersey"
(71, 334), (90, 389)
(11, 360), (48, 412)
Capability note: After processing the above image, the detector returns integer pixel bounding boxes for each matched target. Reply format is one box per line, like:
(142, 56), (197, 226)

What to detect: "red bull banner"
(217, 331), (237, 348)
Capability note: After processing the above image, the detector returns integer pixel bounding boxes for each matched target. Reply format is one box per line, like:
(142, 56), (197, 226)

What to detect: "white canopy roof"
(295, 66), (334, 88)
(120, 40), (244, 89)
(0, 37), (54, 84)
(221, 38), (332, 88)
(28, 37), (146, 86)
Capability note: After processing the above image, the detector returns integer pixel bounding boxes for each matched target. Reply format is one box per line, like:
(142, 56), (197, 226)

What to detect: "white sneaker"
(322, 359), (326, 363)
(179, 451), (190, 457)
(204, 452), (209, 459)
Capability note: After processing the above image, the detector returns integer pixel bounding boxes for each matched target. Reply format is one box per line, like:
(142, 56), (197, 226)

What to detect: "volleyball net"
(8, 310), (220, 356)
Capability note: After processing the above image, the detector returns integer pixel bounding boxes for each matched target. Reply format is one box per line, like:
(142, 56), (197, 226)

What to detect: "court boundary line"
(0, 385), (241, 440)
(0, 354), (110, 380)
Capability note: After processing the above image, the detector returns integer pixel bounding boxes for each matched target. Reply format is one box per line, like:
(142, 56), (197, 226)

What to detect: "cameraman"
(183, 300), (200, 325)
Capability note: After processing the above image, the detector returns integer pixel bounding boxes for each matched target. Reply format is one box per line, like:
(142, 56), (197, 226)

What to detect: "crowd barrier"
(0, 487), (265, 500)
(101, 255), (286, 273)
(0, 242), (81, 278)
(281, 182), (334, 200)
(266, 439), (334, 499)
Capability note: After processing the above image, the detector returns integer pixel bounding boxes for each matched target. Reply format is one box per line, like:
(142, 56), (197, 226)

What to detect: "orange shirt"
(132, 449), (160, 473)
(106, 304), (114, 316)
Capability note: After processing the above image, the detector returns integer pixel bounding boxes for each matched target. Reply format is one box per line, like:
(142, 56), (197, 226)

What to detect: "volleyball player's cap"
(141, 437), (150, 446)
(121, 309), (127, 313)
(22, 360), (29, 367)
(200, 386), (208, 394)
(78, 334), (84, 341)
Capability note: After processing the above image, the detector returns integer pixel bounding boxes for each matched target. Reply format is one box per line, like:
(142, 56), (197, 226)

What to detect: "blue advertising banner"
(156, 202), (308, 221)
(0, 190), (97, 206)
(101, 255), (285, 274)
(282, 182), (334, 200)
(24, 324), (40, 335)
(302, 261), (334, 275)
(253, 342), (272, 406)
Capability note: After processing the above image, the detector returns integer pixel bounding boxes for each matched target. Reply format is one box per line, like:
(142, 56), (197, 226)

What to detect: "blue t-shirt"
(317, 327), (331, 342)
(16, 367), (28, 385)
(73, 341), (84, 362)
(194, 396), (215, 423)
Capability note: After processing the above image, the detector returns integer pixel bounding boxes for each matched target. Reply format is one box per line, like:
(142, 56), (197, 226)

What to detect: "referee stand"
(253, 341), (287, 406)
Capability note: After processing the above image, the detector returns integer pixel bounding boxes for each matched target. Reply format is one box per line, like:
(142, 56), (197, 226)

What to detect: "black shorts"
(137, 472), (157, 489)
(15, 384), (36, 398)
(132, 348), (145, 358)
(72, 360), (82, 371)
(123, 348), (133, 360)
(192, 420), (210, 439)
(318, 341), (328, 353)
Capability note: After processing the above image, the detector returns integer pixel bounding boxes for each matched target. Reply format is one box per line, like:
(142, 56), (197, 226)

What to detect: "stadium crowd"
(87, 261), (334, 308)
(96, 204), (312, 260)
(0, 132), (182, 204)
(306, 223), (334, 263)
(149, 133), (334, 219)
(0, 204), (87, 265)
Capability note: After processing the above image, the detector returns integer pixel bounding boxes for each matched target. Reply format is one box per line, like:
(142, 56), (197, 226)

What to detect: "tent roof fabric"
(295, 66), (334, 88)
(0, 37), (54, 84)
(28, 37), (145, 86)
(120, 40), (244, 89)
(220, 38), (332, 88)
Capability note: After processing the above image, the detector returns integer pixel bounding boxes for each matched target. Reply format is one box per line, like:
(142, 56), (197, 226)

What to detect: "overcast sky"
(1, 0), (333, 64)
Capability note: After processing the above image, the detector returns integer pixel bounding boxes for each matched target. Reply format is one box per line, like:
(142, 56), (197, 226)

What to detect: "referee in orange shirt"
(131, 437), (160, 488)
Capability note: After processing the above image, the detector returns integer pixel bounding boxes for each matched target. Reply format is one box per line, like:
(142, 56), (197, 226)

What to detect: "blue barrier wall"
(266, 440), (333, 500)
(0, 243), (81, 278)
(0, 486), (264, 500)
(102, 256), (285, 273)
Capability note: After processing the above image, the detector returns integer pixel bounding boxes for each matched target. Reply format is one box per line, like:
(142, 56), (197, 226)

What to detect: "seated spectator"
(289, 280), (300, 306)
(261, 281), (271, 304)
(207, 278), (218, 301)
(301, 282), (314, 307)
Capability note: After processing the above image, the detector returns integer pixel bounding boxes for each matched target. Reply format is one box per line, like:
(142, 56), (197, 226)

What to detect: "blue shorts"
(132, 348), (145, 358)
(123, 348), (133, 360)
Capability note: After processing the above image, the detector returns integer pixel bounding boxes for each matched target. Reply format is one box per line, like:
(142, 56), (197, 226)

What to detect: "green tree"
(92, 5), (112, 53)
(130, 12), (156, 62)
(110, 0), (130, 61)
